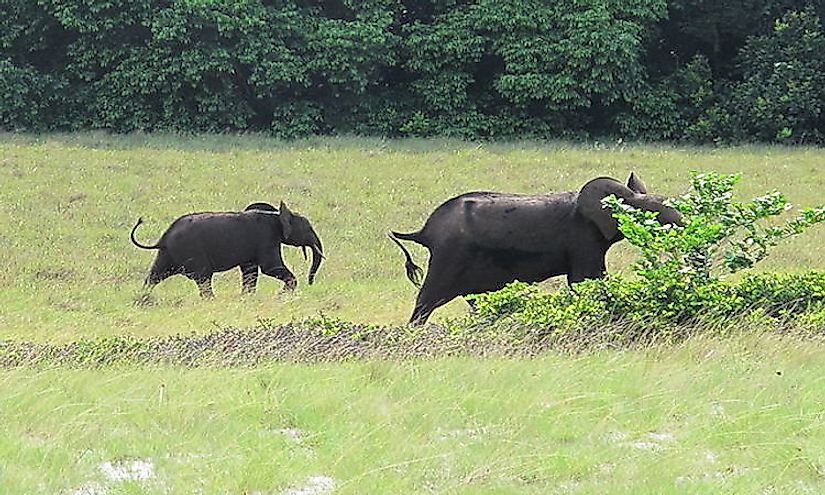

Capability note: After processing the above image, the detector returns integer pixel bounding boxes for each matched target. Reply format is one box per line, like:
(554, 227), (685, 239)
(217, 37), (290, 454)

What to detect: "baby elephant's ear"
(627, 172), (648, 194)
(244, 202), (277, 212)
(279, 201), (293, 239)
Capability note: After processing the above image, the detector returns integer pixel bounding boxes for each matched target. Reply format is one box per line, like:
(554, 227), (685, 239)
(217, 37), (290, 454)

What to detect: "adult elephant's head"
(576, 172), (683, 242)
(245, 201), (324, 284)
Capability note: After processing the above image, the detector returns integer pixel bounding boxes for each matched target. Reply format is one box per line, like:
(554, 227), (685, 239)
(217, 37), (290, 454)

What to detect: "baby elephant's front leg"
(260, 263), (297, 291)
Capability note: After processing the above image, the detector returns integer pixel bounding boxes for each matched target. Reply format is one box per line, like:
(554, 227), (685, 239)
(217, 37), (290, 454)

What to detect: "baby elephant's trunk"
(308, 234), (324, 285)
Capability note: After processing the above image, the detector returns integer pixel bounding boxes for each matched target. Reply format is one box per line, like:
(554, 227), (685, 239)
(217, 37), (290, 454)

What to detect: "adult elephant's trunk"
(308, 234), (324, 285)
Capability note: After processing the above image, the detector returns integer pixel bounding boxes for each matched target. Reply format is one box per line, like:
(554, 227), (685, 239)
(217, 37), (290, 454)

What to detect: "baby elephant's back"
(163, 213), (263, 272)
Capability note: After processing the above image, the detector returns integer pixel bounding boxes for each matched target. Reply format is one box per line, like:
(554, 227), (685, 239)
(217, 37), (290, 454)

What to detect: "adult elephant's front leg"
(240, 263), (258, 294)
(567, 253), (607, 285)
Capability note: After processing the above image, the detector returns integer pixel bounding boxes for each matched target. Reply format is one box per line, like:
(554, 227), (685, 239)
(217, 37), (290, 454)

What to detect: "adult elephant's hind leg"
(240, 263), (258, 294)
(409, 251), (466, 325)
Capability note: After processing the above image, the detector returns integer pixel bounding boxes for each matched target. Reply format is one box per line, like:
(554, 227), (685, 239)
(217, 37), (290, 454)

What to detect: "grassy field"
(2, 334), (824, 494)
(1, 133), (824, 341)
(2, 134), (825, 493)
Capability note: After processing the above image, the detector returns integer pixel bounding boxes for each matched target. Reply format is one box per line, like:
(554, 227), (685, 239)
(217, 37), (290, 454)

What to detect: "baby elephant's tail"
(387, 231), (424, 288)
(130, 218), (161, 250)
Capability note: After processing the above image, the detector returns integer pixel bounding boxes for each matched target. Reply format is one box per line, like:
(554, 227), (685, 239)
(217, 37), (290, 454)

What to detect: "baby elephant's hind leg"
(240, 263), (258, 294)
(146, 251), (177, 290)
(191, 273), (214, 298)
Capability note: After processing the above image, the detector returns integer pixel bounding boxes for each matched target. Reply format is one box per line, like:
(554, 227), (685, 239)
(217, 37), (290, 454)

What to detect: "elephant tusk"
(313, 244), (326, 260)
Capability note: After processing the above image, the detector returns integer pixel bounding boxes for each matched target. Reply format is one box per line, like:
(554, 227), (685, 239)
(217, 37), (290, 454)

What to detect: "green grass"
(2, 133), (824, 341)
(3, 134), (825, 493)
(2, 334), (824, 494)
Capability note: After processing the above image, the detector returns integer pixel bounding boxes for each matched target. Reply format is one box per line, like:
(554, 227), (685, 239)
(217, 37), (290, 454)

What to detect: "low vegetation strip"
(0, 322), (559, 368)
(1, 317), (822, 368)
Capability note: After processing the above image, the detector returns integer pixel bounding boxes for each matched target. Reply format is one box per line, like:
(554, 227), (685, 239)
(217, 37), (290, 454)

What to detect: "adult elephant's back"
(421, 191), (578, 252)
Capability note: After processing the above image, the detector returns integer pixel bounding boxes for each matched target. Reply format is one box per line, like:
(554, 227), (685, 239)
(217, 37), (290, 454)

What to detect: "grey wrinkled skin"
(389, 173), (682, 325)
(131, 201), (323, 298)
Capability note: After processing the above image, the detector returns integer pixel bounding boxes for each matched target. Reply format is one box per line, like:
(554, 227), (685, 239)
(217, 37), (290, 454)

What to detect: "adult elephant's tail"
(387, 231), (424, 287)
(130, 218), (161, 250)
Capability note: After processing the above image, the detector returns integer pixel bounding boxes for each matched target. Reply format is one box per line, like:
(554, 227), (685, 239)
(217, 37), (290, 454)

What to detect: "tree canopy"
(1, 0), (823, 143)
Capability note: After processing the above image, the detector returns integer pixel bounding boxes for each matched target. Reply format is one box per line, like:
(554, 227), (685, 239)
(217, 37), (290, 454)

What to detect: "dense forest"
(1, 0), (824, 143)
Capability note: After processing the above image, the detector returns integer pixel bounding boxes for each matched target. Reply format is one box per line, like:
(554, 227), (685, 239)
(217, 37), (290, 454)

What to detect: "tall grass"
(1, 333), (824, 494)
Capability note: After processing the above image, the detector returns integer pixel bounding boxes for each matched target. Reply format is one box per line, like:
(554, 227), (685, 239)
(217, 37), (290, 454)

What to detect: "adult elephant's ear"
(279, 201), (293, 240)
(626, 172), (647, 194)
(577, 177), (635, 241)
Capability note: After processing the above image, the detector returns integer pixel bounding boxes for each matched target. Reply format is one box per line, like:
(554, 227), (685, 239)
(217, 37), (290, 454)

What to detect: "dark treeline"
(1, 0), (824, 143)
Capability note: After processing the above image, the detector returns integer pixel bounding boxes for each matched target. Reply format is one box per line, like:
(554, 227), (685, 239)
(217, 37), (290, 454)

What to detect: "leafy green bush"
(0, 58), (63, 131)
(725, 8), (825, 143)
(400, 0), (667, 138)
(0, 0), (673, 138)
(470, 272), (825, 332)
(468, 172), (825, 331)
(615, 55), (715, 141)
(608, 172), (825, 277)
(1, 0), (399, 134)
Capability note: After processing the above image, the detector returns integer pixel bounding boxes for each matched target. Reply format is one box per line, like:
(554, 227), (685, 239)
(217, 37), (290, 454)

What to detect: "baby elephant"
(130, 201), (323, 297)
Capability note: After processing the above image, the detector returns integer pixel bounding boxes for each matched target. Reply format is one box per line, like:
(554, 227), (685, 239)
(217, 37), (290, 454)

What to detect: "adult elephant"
(389, 173), (682, 325)
(131, 201), (323, 297)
